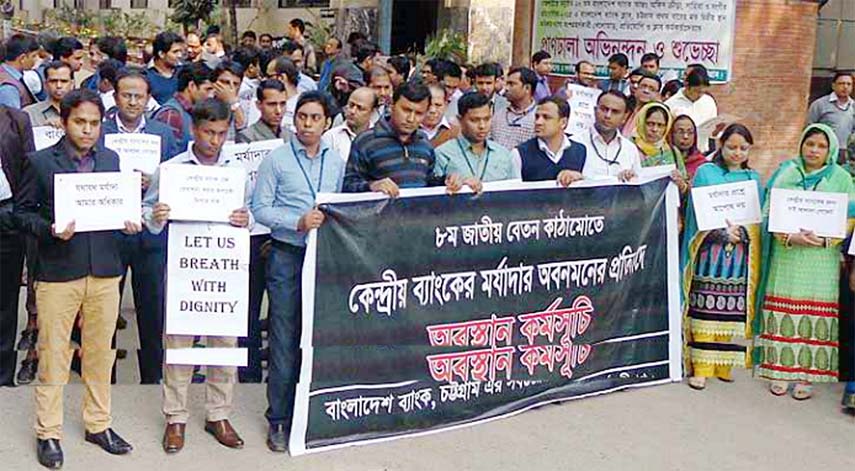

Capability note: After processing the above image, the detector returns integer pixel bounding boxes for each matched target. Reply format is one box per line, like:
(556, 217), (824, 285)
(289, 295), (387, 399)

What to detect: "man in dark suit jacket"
(15, 89), (139, 469)
(0, 105), (34, 387)
(98, 70), (179, 384)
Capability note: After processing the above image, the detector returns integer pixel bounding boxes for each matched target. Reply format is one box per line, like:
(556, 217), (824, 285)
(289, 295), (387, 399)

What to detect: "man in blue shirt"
(0, 34), (40, 109)
(149, 32), (186, 105)
(531, 50), (553, 101)
(252, 91), (345, 452)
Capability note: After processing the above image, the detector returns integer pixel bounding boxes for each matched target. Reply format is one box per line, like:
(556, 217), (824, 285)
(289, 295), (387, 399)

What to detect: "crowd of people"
(0, 20), (854, 469)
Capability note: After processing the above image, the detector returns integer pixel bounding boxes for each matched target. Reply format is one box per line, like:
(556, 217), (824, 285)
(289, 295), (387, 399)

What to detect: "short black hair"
(607, 53), (629, 68)
(272, 56), (299, 86)
(259, 33), (273, 42)
(295, 90), (331, 118)
(191, 97), (231, 126)
(96, 59), (123, 86)
(388, 55), (411, 78)
(256, 78), (286, 101)
(327, 37), (343, 51)
(96, 36), (128, 64)
(153, 32), (184, 60)
(473, 62), (501, 79)
(508, 66), (538, 96)
(258, 48), (278, 77)
(231, 46), (259, 71)
(52, 37), (83, 60)
(640, 52), (660, 67)
(438, 61), (462, 80)
(457, 91), (491, 117)
(60, 88), (104, 122)
(177, 62), (213, 92)
(597, 90), (631, 113)
(3, 34), (39, 62)
(662, 79), (682, 98)
(574, 60), (593, 75)
(832, 71), (853, 83)
(532, 50), (552, 65)
(355, 42), (378, 64)
(242, 31), (257, 41)
(686, 67), (710, 87)
(425, 58), (442, 73)
(629, 67), (644, 78)
(213, 60), (245, 81)
(538, 96), (570, 119)
(393, 79), (431, 104)
(637, 70), (662, 89)
(282, 40), (304, 55)
(44, 60), (72, 79)
(113, 68), (151, 95)
(289, 18), (306, 34)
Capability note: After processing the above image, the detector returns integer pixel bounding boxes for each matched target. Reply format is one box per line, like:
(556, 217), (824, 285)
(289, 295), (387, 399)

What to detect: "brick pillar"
(711, 0), (819, 178)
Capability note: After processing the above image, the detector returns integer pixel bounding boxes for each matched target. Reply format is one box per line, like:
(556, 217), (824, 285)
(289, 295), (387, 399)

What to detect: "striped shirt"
(490, 98), (536, 151)
(343, 119), (444, 193)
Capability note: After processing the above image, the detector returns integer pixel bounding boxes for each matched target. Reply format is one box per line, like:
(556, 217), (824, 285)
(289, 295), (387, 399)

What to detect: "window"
(130, 0), (147, 8)
(278, 0), (329, 7)
(234, 0), (252, 7)
(99, 0), (111, 8)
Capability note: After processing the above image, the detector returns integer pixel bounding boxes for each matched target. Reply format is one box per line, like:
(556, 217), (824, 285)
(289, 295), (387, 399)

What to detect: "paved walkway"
(0, 370), (853, 471)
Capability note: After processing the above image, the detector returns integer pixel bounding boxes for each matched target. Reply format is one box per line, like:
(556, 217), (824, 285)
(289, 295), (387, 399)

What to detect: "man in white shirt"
(322, 87), (377, 163)
(665, 66), (718, 152)
(576, 90), (641, 181)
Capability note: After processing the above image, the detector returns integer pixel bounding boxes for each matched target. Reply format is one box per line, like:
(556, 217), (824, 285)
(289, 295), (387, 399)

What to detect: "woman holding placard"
(632, 102), (689, 193)
(756, 124), (854, 400)
(681, 124), (762, 390)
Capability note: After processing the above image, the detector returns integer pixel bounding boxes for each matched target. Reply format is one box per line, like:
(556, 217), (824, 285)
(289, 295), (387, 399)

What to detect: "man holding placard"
(101, 69), (179, 385)
(252, 91), (345, 453)
(16, 89), (141, 469)
(142, 98), (252, 453)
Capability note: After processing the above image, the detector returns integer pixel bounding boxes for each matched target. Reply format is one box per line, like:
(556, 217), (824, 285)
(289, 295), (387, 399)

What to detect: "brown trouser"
(162, 335), (237, 424)
(35, 276), (120, 439)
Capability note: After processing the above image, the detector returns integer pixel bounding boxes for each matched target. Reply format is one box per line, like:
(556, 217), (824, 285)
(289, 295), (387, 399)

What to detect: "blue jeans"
(264, 241), (305, 427)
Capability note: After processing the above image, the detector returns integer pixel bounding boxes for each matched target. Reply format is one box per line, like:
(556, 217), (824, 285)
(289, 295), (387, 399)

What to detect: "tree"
(170, 0), (215, 33)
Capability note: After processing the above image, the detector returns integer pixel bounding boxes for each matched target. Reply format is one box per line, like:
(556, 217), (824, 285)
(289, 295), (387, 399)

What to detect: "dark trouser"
(239, 234), (269, 383)
(0, 226), (24, 386)
(265, 240), (305, 427)
(120, 234), (166, 384)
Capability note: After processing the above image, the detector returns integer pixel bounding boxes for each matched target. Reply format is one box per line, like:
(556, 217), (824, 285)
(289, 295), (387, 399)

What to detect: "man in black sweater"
(16, 89), (140, 469)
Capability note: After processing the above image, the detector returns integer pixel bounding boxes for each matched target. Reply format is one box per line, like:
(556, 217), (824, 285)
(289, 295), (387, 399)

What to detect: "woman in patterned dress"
(681, 124), (763, 390)
(755, 123), (854, 399)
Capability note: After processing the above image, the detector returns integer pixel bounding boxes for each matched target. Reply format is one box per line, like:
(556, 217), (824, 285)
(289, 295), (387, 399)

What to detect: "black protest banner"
(289, 177), (682, 455)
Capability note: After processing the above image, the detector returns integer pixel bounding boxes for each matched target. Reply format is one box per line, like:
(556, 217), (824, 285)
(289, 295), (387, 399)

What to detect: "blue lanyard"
(290, 140), (325, 199)
(457, 138), (491, 180)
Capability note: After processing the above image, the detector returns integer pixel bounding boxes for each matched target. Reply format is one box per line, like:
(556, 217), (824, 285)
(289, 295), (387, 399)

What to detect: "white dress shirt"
(575, 127), (642, 179)
(510, 135), (577, 176)
(665, 89), (718, 152)
(322, 122), (368, 163)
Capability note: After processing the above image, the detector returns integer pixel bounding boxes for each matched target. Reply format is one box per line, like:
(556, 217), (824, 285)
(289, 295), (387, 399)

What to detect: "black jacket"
(0, 105), (35, 232)
(15, 138), (127, 282)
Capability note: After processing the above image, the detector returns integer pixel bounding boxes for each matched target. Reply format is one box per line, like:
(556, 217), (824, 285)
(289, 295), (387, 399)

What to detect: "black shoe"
(116, 315), (127, 330)
(17, 329), (38, 351)
(17, 358), (38, 385)
(266, 424), (287, 453)
(36, 438), (63, 469)
(84, 428), (133, 455)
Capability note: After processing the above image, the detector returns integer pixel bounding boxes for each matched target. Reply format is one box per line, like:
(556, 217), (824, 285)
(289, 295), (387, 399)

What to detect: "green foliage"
(424, 28), (468, 64)
(40, 5), (156, 39)
(170, 0), (216, 32)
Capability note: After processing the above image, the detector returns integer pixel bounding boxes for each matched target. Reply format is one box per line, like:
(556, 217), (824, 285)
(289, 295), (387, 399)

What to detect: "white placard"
(165, 222), (249, 337)
(221, 139), (282, 236)
(768, 188), (848, 239)
(691, 180), (762, 231)
(33, 126), (64, 151)
(54, 172), (141, 233)
(532, 0), (736, 83)
(159, 164), (246, 223)
(166, 348), (248, 367)
(563, 83), (599, 137)
(105, 133), (162, 175)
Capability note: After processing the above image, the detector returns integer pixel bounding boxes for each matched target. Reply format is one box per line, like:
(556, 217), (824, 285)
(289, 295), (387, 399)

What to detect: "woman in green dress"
(755, 123), (855, 400)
